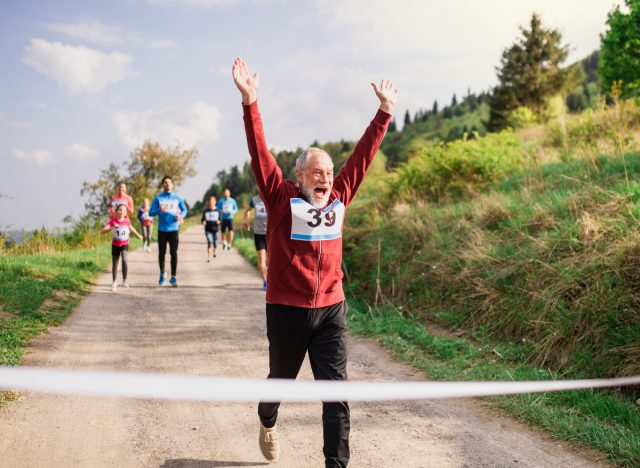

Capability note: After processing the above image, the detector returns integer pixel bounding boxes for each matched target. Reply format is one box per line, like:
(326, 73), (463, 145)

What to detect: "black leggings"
(258, 301), (349, 468)
(158, 230), (179, 276)
(112, 245), (129, 281)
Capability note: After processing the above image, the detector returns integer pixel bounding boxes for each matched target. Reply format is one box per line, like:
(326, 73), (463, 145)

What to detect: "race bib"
(290, 198), (344, 241)
(160, 200), (178, 214)
(112, 225), (130, 241)
(112, 200), (126, 211)
(222, 203), (233, 214)
(205, 211), (219, 222)
(255, 202), (267, 220)
(142, 212), (151, 221)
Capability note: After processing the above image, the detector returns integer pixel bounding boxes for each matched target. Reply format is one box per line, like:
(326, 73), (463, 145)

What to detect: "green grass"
(0, 244), (115, 368)
(233, 235), (258, 268)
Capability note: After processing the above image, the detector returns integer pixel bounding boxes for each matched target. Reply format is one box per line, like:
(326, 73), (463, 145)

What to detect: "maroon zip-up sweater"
(243, 101), (391, 308)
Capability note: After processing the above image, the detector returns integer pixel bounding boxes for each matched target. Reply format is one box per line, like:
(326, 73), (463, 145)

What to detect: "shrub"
(392, 130), (527, 201)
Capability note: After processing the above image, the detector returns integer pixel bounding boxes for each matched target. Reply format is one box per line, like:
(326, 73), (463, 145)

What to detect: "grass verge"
(0, 240), (131, 404)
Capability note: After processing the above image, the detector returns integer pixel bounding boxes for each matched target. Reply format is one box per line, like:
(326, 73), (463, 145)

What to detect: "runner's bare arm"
(232, 58), (259, 105)
(100, 223), (111, 233)
(129, 225), (144, 240)
(243, 205), (252, 230)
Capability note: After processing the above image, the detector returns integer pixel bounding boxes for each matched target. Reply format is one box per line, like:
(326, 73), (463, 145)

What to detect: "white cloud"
(47, 20), (124, 45)
(114, 102), (221, 148)
(65, 143), (99, 163)
(149, 38), (179, 50)
(23, 39), (137, 96)
(14, 148), (56, 165)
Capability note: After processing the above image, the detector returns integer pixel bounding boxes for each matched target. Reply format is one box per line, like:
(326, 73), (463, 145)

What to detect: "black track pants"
(258, 301), (350, 468)
(158, 230), (179, 276)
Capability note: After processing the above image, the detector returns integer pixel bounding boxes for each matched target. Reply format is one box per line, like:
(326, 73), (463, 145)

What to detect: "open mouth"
(313, 187), (329, 198)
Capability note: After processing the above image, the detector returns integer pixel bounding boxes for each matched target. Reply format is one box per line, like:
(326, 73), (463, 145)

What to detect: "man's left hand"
(371, 80), (398, 114)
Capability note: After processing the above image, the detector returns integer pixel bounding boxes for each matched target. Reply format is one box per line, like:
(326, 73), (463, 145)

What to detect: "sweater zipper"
(314, 240), (322, 308)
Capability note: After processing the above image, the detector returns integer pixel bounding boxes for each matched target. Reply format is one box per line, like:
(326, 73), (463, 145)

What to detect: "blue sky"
(0, 0), (623, 231)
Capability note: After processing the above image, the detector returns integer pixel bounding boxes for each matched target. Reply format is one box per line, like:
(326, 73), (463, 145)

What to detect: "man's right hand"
(232, 58), (259, 105)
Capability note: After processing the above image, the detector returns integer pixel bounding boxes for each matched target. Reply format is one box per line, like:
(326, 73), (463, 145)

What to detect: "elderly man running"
(232, 57), (397, 467)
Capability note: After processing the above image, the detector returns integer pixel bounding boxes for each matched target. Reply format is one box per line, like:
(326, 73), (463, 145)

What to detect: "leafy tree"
(488, 13), (571, 131)
(599, 0), (640, 98)
(81, 140), (198, 220)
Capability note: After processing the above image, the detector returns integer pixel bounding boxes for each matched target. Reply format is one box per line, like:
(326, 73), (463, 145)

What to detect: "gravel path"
(0, 226), (609, 467)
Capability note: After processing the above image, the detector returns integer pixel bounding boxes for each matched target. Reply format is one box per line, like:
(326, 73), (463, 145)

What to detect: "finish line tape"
(1, 367), (639, 402)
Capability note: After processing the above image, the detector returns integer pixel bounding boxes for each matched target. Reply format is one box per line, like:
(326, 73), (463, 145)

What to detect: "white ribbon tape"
(1, 367), (639, 402)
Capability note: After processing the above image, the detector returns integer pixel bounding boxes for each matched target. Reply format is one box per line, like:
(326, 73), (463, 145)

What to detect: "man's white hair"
(296, 147), (333, 172)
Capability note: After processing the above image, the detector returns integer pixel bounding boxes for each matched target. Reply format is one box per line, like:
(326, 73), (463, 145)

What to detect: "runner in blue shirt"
(149, 176), (188, 287)
(216, 188), (238, 250)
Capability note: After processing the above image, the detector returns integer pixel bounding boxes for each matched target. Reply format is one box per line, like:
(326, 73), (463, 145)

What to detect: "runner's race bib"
(112, 225), (130, 241)
(205, 211), (219, 222)
(160, 200), (178, 214)
(142, 212), (150, 221)
(112, 200), (126, 211)
(255, 201), (267, 220)
(222, 203), (233, 214)
(290, 198), (344, 241)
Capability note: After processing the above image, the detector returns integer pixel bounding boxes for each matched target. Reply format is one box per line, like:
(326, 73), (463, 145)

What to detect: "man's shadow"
(161, 460), (269, 467)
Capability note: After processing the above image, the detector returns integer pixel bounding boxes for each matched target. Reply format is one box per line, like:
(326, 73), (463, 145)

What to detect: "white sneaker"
(123, 281), (130, 288)
(111, 282), (118, 292)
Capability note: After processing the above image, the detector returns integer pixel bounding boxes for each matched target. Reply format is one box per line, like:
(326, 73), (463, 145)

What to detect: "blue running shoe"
(170, 276), (177, 287)
(159, 273), (166, 285)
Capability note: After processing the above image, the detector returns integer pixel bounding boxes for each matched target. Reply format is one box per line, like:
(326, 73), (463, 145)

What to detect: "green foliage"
(392, 130), (526, 201)
(344, 152), (640, 382)
(489, 13), (573, 131)
(81, 140), (198, 220)
(508, 106), (538, 129)
(382, 96), (490, 166)
(599, 0), (640, 98)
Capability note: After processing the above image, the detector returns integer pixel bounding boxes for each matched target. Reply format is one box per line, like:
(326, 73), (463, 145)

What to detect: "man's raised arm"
(232, 58), (283, 202)
(333, 79), (398, 206)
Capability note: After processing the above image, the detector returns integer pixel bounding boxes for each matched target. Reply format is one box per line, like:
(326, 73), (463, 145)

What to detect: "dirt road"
(0, 226), (608, 467)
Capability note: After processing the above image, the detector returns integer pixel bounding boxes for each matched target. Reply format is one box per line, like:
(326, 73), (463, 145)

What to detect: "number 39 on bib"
(290, 198), (345, 241)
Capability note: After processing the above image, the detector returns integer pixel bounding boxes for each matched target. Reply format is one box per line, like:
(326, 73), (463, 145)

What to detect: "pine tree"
(488, 13), (571, 131)
(388, 117), (397, 132)
(432, 100), (439, 114)
(404, 110), (411, 126)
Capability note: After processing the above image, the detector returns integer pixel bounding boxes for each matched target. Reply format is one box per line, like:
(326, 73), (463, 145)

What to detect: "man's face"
(296, 150), (334, 209)
(119, 183), (126, 195)
(163, 178), (173, 191)
(224, 189), (231, 199)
